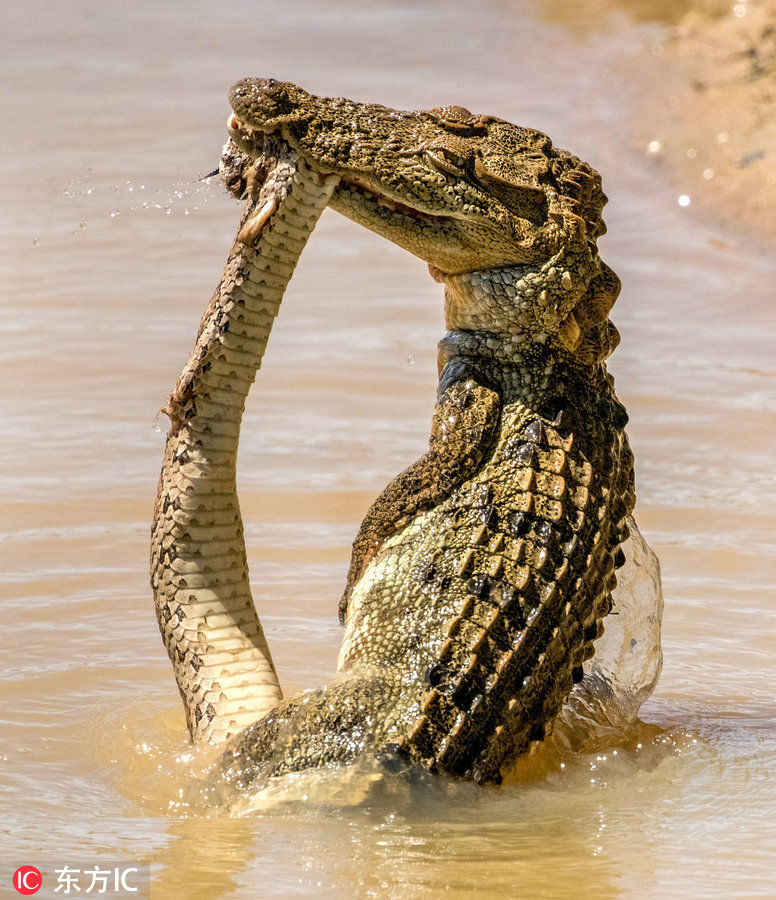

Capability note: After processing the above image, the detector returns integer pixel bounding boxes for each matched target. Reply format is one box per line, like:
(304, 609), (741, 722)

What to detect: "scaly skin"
(152, 138), (337, 742)
(153, 79), (636, 787)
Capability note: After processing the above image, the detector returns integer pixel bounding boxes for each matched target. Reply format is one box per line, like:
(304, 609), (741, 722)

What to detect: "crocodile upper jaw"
(224, 78), (608, 275)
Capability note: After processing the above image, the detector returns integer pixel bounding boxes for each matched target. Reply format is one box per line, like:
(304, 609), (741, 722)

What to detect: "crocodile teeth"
(238, 197), (278, 244)
(227, 112), (252, 142)
(376, 195), (399, 212)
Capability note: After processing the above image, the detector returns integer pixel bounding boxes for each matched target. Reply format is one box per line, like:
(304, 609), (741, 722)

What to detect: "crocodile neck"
(436, 261), (617, 408)
(438, 327), (613, 404)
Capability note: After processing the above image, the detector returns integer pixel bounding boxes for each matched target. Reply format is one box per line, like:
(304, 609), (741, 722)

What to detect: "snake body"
(151, 137), (336, 743)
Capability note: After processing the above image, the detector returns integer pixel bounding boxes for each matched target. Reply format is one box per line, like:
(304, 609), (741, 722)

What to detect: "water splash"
(61, 166), (224, 232)
(553, 517), (664, 752)
(152, 409), (170, 434)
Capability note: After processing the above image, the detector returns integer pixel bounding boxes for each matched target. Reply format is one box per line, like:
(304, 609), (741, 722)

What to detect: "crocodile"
(151, 78), (639, 789)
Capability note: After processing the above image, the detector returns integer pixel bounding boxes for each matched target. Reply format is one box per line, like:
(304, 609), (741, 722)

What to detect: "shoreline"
(630, 0), (775, 247)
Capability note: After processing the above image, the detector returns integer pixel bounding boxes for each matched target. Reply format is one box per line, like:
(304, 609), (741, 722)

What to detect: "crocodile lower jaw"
(337, 175), (432, 221)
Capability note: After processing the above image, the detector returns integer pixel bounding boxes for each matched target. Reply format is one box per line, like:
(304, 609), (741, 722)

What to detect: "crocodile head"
(224, 78), (619, 359)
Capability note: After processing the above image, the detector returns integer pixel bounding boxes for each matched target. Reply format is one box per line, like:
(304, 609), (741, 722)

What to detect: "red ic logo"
(12, 866), (42, 895)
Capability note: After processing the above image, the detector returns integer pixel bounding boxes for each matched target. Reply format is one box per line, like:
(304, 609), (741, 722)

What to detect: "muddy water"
(1, 0), (775, 897)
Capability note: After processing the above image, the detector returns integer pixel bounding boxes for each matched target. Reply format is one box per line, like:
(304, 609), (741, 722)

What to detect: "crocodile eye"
(426, 146), (470, 176)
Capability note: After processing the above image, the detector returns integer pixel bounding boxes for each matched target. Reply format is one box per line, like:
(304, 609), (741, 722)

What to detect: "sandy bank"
(632, 0), (775, 246)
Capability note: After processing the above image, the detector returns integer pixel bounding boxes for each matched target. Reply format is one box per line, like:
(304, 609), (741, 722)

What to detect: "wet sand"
(533, 0), (776, 245)
(632, 0), (776, 245)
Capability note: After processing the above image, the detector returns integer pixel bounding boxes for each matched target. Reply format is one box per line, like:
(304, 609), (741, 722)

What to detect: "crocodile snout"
(229, 77), (308, 131)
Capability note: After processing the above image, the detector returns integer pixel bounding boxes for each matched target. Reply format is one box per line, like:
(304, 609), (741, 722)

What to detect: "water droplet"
(406, 353), (415, 365)
(110, 210), (119, 218)
(703, 168), (715, 180)
(152, 409), (170, 433)
(717, 131), (729, 144)
(32, 236), (39, 246)
(647, 139), (662, 154)
(686, 148), (697, 159)
(733, 2), (747, 16)
(79, 217), (87, 230)
(678, 194), (691, 207)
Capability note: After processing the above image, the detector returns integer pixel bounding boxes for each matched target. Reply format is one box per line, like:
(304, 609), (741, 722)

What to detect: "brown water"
(2, 0), (775, 897)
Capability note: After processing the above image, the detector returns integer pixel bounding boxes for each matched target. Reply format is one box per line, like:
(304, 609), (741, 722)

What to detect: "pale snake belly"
(151, 136), (337, 744)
